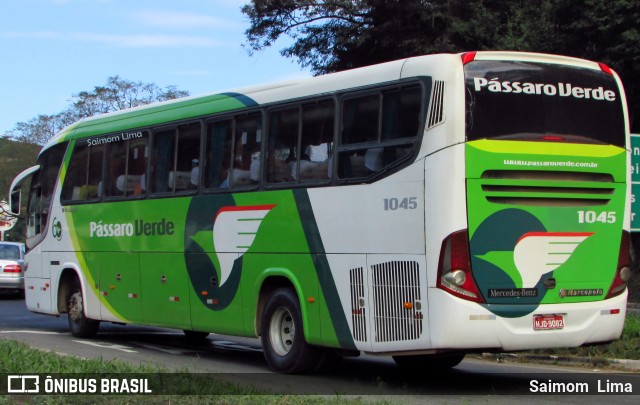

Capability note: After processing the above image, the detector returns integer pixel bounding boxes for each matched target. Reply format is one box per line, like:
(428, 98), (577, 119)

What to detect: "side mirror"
(8, 165), (40, 216)
(10, 189), (21, 216)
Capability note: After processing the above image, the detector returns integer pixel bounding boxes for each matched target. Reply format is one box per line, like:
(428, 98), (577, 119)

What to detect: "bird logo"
(513, 232), (593, 288)
(212, 204), (276, 286)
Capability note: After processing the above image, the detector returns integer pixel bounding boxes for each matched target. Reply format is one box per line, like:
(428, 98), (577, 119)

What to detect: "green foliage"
(4, 76), (189, 146)
(0, 138), (39, 201)
(242, 0), (640, 132)
(0, 137), (39, 241)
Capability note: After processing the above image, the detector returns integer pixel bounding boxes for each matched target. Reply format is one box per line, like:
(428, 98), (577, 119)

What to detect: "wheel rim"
(68, 291), (83, 323)
(268, 306), (295, 356)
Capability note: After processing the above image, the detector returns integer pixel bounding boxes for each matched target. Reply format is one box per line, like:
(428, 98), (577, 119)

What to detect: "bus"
(8, 51), (631, 373)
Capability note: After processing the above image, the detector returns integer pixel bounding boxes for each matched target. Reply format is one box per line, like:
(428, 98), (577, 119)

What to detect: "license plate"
(533, 314), (564, 330)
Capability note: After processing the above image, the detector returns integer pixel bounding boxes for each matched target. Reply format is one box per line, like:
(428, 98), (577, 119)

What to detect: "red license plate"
(533, 314), (564, 330)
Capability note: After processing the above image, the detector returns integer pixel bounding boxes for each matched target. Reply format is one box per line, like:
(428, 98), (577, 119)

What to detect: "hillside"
(0, 137), (40, 200)
(0, 137), (40, 241)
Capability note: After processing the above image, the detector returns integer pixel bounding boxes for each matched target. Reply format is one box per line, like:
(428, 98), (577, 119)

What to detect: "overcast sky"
(0, 0), (310, 134)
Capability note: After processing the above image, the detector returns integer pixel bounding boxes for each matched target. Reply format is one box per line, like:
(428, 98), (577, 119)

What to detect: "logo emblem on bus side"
(52, 218), (63, 241)
(212, 204), (276, 286)
(513, 232), (593, 288)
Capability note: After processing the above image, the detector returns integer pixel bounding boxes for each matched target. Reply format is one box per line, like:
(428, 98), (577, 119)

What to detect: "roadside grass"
(2, 315), (638, 402)
(0, 339), (379, 405)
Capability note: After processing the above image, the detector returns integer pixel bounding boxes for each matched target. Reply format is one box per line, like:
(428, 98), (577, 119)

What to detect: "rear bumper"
(428, 288), (627, 351)
(0, 275), (25, 290)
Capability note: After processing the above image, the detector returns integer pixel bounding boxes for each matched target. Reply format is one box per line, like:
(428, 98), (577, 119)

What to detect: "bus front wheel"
(260, 288), (319, 373)
(67, 287), (99, 338)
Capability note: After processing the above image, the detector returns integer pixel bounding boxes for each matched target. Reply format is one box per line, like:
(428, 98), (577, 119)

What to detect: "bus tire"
(261, 288), (319, 374)
(393, 352), (465, 371)
(67, 285), (99, 338)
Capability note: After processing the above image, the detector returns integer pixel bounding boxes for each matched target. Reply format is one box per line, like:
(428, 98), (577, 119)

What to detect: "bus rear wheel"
(67, 287), (99, 338)
(393, 352), (465, 371)
(260, 288), (319, 373)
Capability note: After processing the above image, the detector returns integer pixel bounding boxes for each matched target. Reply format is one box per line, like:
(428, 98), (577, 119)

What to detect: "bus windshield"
(464, 60), (626, 147)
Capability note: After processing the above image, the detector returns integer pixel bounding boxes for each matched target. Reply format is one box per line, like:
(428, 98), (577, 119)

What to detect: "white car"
(0, 242), (25, 293)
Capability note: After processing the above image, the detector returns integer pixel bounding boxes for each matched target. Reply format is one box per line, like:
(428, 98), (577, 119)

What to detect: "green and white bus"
(9, 51), (632, 373)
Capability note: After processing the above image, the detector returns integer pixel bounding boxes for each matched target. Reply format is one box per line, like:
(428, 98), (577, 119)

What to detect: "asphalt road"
(1, 292), (639, 403)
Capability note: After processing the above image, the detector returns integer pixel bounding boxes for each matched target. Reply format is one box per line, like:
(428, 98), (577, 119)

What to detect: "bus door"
(25, 246), (54, 313)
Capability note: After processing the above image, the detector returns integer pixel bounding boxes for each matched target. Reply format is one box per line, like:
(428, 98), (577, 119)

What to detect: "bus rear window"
(464, 60), (625, 147)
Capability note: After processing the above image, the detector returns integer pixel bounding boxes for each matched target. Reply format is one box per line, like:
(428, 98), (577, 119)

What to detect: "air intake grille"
(427, 80), (445, 129)
(371, 261), (423, 342)
(349, 267), (367, 342)
(480, 170), (614, 206)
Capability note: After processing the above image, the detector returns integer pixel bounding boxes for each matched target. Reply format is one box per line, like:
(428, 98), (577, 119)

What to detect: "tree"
(242, 0), (640, 132)
(493, 0), (640, 132)
(5, 76), (189, 145)
(243, 1), (515, 74)
(71, 76), (188, 117)
(0, 137), (39, 242)
(8, 113), (72, 146)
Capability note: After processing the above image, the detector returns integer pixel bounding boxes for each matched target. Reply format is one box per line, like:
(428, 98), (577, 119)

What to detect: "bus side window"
(61, 142), (105, 202)
(338, 85), (421, 180)
(205, 120), (233, 189)
(105, 141), (128, 197)
(26, 142), (66, 247)
(342, 95), (379, 145)
(230, 113), (261, 188)
(151, 129), (176, 194)
(267, 107), (298, 184)
(173, 123), (201, 192)
(267, 100), (334, 186)
(382, 86), (422, 141)
(61, 143), (89, 201)
(127, 133), (148, 196)
(300, 100), (333, 182)
(88, 144), (105, 198)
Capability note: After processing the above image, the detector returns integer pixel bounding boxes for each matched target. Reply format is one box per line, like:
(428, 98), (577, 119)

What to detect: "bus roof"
(470, 51), (603, 70)
(41, 51), (613, 154)
(42, 57), (413, 152)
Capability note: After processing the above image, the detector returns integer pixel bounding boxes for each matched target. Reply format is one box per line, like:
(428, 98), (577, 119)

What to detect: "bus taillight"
(437, 230), (484, 303)
(605, 230), (632, 299)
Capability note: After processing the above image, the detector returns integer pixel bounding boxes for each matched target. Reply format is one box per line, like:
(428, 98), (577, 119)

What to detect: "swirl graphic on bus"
(471, 209), (596, 317)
